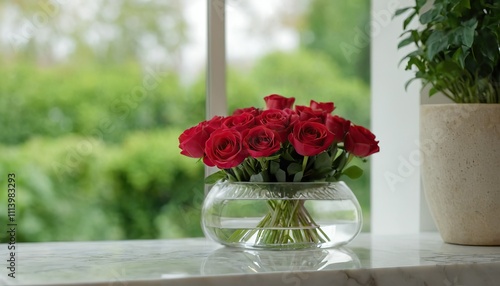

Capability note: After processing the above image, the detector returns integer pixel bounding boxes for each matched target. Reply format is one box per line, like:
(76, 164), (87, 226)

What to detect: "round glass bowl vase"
(201, 181), (362, 250)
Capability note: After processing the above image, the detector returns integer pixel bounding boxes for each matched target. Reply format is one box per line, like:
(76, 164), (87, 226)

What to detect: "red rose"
(295, 105), (325, 122)
(178, 116), (224, 158)
(344, 125), (380, 157)
(179, 124), (206, 158)
(222, 112), (256, 132)
(310, 100), (335, 113)
(204, 128), (247, 169)
(243, 126), (281, 158)
(257, 109), (295, 142)
(283, 108), (300, 124)
(288, 121), (335, 156)
(264, 94), (295, 110)
(233, 107), (261, 116)
(204, 116), (225, 133)
(325, 114), (351, 143)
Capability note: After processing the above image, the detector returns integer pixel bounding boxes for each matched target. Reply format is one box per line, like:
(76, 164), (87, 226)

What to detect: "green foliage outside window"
(0, 0), (371, 242)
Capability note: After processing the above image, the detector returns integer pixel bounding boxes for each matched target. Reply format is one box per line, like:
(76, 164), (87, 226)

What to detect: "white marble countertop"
(2, 233), (500, 286)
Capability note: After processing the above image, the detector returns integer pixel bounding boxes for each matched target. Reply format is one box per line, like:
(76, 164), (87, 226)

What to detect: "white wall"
(371, 0), (435, 234)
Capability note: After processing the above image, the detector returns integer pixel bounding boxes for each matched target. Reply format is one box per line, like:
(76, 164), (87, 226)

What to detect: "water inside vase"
(203, 198), (361, 248)
(205, 220), (358, 247)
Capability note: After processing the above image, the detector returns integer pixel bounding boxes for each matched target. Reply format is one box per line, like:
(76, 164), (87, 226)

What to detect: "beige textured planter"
(421, 104), (500, 245)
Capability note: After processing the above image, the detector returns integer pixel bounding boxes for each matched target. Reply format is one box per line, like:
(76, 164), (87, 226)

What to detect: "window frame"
(370, 0), (435, 234)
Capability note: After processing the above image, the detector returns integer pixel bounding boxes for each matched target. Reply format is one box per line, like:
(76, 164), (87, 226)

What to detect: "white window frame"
(371, 0), (436, 234)
(207, 0), (227, 120)
(206, 0), (436, 234)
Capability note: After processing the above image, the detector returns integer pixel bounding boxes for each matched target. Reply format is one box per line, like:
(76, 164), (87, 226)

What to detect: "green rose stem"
(226, 198), (329, 248)
(302, 156), (309, 173)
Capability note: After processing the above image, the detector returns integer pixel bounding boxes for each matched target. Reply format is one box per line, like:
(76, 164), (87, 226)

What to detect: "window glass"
(0, 0), (372, 242)
(0, 0), (207, 241)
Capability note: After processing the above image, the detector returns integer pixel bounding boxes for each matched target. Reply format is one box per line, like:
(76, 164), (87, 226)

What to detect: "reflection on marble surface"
(201, 247), (360, 275)
(2, 233), (500, 286)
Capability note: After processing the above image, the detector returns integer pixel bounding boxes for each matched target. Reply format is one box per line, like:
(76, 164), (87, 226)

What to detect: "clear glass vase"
(201, 181), (362, 250)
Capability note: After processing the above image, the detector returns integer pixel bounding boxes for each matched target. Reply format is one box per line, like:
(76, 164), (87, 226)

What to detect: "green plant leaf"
(428, 86), (439, 97)
(477, 30), (498, 61)
(420, 6), (441, 24)
(404, 77), (422, 91)
(281, 151), (295, 161)
(405, 56), (425, 72)
(204, 171), (226, 184)
(314, 152), (331, 170)
(270, 160), (280, 174)
(332, 152), (348, 171)
(451, 0), (471, 15)
(416, 0), (427, 9)
(314, 168), (334, 178)
(452, 47), (469, 68)
(403, 11), (417, 30)
(341, 165), (364, 180)
(287, 163), (302, 175)
(426, 30), (448, 60)
(398, 35), (414, 49)
(399, 50), (422, 66)
(293, 171), (303, 182)
(461, 19), (477, 47)
(394, 7), (412, 17)
(250, 173), (264, 182)
(276, 169), (286, 182)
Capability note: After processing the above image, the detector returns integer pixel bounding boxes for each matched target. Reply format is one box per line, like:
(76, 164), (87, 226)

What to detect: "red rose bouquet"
(179, 94), (379, 183)
(179, 94), (379, 246)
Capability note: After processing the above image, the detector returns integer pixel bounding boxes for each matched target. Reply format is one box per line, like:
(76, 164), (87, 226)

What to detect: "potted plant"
(397, 0), (500, 245)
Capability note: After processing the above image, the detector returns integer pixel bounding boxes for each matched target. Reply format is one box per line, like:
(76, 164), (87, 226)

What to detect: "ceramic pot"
(421, 104), (500, 245)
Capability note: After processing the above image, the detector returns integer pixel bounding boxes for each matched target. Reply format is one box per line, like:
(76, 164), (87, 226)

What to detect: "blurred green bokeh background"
(0, 0), (371, 242)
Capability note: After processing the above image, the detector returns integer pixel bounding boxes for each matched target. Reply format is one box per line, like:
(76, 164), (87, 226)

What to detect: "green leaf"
(287, 163), (302, 175)
(341, 165), (364, 180)
(250, 173), (264, 182)
(281, 150), (295, 161)
(314, 168), (334, 177)
(447, 28), (462, 46)
(204, 171), (226, 184)
(452, 47), (469, 68)
(406, 56), (425, 71)
(270, 161), (280, 174)
(399, 50), (422, 67)
(403, 11), (417, 30)
(420, 7), (440, 24)
(404, 77), (422, 91)
(313, 152), (331, 170)
(394, 7), (412, 17)
(435, 61), (460, 74)
(293, 171), (303, 182)
(428, 86), (439, 97)
(267, 154), (281, 160)
(461, 19), (477, 47)
(276, 169), (287, 182)
(332, 153), (348, 171)
(416, 0), (427, 9)
(426, 30), (448, 60)
(452, 0), (471, 14)
(474, 29), (497, 61)
(398, 34), (414, 49)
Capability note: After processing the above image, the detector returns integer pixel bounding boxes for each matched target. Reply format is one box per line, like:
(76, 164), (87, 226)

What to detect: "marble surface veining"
(1, 233), (500, 286)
